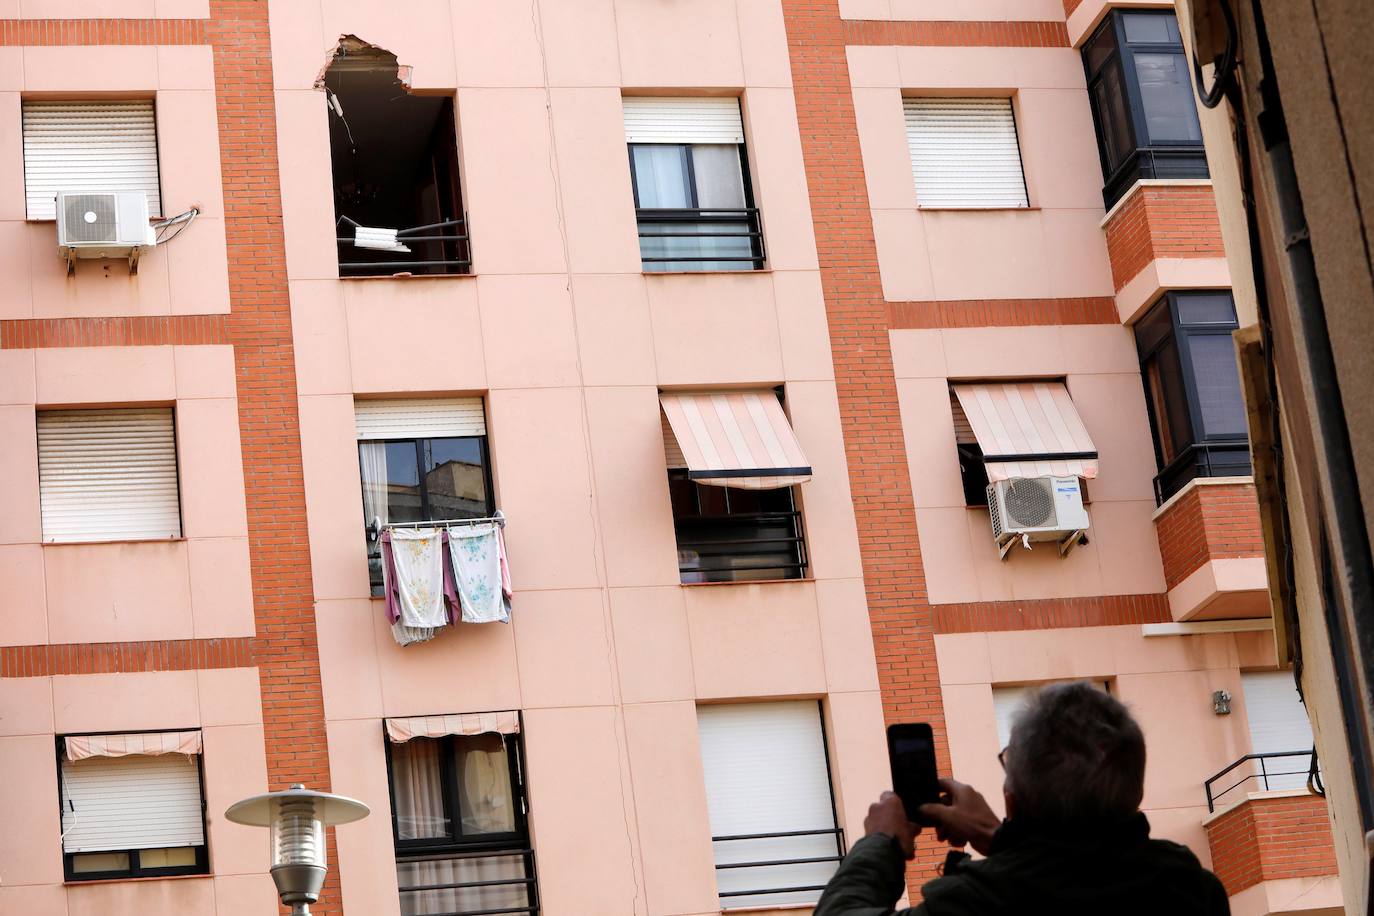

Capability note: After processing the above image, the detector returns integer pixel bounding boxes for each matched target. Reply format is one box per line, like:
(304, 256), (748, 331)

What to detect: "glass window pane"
(671, 480), (802, 583)
(1122, 11), (1176, 43)
(385, 441), (423, 524)
(638, 218), (755, 271)
(1187, 334), (1248, 438)
(392, 738), (452, 841)
(690, 144), (746, 209)
(631, 145), (691, 208)
(424, 437), (489, 521)
(1134, 52), (1202, 144)
(1092, 64), (1137, 174)
(398, 852), (530, 916)
(71, 852), (131, 874)
(139, 847), (197, 868)
(1175, 292), (1238, 326)
(454, 734), (517, 837)
(1083, 20), (1118, 75)
(1144, 341), (1194, 464)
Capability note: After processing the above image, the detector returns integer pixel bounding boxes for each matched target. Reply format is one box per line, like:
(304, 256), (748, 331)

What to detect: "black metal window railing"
(676, 509), (808, 583)
(636, 207), (765, 271)
(712, 827), (845, 906)
(1101, 145), (1210, 210)
(396, 847), (540, 916)
(1204, 749), (1324, 812)
(1153, 440), (1252, 504)
(337, 215), (472, 277)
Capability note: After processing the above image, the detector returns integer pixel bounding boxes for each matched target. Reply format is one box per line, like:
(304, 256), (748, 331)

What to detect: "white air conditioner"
(986, 476), (1090, 560)
(55, 191), (155, 275)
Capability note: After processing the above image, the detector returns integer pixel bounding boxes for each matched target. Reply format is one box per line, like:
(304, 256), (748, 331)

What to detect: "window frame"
(55, 732), (210, 883)
(667, 471), (809, 583)
(627, 139), (766, 271)
(903, 96), (1031, 210)
(1135, 290), (1252, 502)
(1082, 9), (1209, 207)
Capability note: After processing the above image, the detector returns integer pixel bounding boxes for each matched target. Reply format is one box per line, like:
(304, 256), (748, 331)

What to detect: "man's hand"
(863, 791), (920, 860)
(917, 778), (1000, 856)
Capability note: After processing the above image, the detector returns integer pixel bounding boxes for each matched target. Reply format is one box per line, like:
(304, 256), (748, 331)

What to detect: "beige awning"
(385, 711), (521, 744)
(952, 381), (1099, 483)
(64, 730), (203, 761)
(660, 391), (812, 490)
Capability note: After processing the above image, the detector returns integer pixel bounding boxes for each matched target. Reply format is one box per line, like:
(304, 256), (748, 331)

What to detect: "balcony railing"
(712, 827), (845, 905)
(337, 215), (472, 277)
(1103, 145), (1210, 208)
(1154, 439), (1253, 504)
(1204, 749), (1323, 812)
(676, 510), (808, 582)
(636, 207), (765, 271)
(396, 847), (539, 916)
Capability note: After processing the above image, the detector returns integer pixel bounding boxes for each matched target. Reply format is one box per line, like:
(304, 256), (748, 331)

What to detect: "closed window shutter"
(1242, 671), (1315, 791)
(697, 701), (838, 908)
(354, 398), (487, 440)
(904, 98), (1028, 208)
(37, 408), (181, 543)
(60, 753), (205, 853)
(994, 681), (1109, 749)
(623, 97), (745, 145)
(23, 100), (162, 220)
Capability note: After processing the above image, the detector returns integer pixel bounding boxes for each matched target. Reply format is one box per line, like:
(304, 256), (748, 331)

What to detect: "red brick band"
(933, 594), (1171, 634)
(888, 296), (1118, 329)
(0, 637), (252, 678)
(0, 19), (207, 45)
(843, 19), (1069, 48)
(0, 315), (228, 349)
(1104, 184), (1226, 291)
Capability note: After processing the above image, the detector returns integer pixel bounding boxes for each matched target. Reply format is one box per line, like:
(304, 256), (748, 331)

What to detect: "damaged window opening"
(323, 39), (470, 277)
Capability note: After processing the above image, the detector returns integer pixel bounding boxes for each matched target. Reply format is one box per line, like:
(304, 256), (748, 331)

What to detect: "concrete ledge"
(1067, 0), (1176, 48)
(1168, 557), (1269, 621)
(1116, 256), (1232, 324)
(1226, 875), (1343, 916)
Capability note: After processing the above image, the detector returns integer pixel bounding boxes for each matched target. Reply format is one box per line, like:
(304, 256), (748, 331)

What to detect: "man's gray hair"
(1004, 681), (1146, 822)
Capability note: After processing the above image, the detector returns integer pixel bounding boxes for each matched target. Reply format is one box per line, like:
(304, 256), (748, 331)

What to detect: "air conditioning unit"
(986, 476), (1090, 560)
(56, 191), (155, 275)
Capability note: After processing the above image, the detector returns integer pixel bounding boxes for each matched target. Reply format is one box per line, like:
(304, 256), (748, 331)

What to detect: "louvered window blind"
(622, 97), (745, 145)
(22, 100), (162, 220)
(697, 701), (840, 908)
(904, 98), (1029, 208)
(355, 398), (487, 440)
(1242, 671), (1315, 791)
(994, 681), (1110, 748)
(37, 408), (181, 543)
(60, 752), (205, 854)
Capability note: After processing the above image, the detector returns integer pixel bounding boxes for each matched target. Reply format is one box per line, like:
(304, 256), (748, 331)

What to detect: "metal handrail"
(337, 215), (473, 275)
(635, 206), (765, 267)
(1203, 749), (1320, 812)
(1153, 438), (1252, 503)
(396, 846), (539, 916)
(711, 827), (845, 900)
(675, 510), (808, 580)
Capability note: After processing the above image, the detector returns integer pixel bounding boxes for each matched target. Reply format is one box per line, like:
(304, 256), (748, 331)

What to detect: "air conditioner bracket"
(1058, 529), (1088, 558)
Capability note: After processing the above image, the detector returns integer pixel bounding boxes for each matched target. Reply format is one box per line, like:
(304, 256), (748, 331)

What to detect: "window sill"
(721, 904), (817, 913)
(42, 537), (186, 548)
(917, 206), (1040, 213)
(64, 873), (212, 888)
(643, 269), (772, 277)
(680, 577), (811, 587)
(338, 271), (476, 281)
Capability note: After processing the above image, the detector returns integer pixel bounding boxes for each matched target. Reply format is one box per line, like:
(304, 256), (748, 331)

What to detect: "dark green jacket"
(814, 814), (1230, 916)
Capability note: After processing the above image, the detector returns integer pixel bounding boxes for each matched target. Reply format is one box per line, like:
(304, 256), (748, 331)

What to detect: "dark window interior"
(1135, 291), (1251, 502)
(387, 732), (538, 916)
(629, 141), (764, 271)
(325, 41), (469, 277)
(1082, 10), (1208, 207)
(958, 442), (990, 508)
(669, 473), (806, 582)
(360, 435), (495, 592)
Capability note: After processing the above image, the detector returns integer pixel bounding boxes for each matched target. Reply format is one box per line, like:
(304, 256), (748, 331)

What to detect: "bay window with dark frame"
(1082, 9), (1209, 207)
(1135, 290), (1252, 502)
(359, 435), (495, 594)
(386, 730), (539, 916)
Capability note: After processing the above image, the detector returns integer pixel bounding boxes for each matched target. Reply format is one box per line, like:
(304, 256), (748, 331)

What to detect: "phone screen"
(887, 723), (939, 823)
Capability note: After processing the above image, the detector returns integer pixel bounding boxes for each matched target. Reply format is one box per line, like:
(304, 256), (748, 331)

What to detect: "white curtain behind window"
(359, 442), (390, 532)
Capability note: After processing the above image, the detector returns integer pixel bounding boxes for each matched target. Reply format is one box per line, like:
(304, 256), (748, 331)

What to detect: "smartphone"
(887, 723), (940, 823)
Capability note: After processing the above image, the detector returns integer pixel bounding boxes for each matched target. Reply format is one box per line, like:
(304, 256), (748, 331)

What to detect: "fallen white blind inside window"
(1242, 671), (1315, 791)
(697, 701), (838, 908)
(23, 100), (162, 220)
(623, 97), (745, 145)
(355, 398), (487, 440)
(994, 681), (1109, 749)
(38, 408), (181, 543)
(904, 98), (1028, 208)
(61, 753), (205, 853)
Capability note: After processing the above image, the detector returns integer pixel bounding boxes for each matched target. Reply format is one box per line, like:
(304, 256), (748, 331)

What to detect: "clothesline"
(368, 511), (505, 541)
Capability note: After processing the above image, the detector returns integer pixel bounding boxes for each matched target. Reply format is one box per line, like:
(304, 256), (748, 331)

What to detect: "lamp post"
(225, 784), (369, 916)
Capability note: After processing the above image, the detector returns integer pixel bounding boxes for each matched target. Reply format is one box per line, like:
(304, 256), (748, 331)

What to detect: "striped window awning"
(951, 381), (1098, 483)
(64, 730), (202, 761)
(385, 711), (520, 744)
(660, 391), (812, 490)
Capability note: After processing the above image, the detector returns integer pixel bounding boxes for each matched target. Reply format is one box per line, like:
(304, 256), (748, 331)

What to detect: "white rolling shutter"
(23, 100), (162, 220)
(60, 753), (205, 853)
(623, 97), (745, 145)
(697, 701), (839, 908)
(994, 681), (1109, 749)
(354, 398), (487, 440)
(904, 98), (1028, 208)
(1242, 671), (1315, 791)
(37, 408), (181, 543)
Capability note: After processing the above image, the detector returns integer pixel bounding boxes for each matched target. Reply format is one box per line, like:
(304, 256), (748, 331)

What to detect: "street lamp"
(225, 784), (369, 916)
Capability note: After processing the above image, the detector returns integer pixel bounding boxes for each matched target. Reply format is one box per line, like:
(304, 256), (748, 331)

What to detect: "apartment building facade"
(0, 2), (1342, 916)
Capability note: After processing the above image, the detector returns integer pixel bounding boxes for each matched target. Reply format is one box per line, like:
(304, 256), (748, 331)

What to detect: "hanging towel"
(447, 522), (511, 624)
(382, 528), (459, 645)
